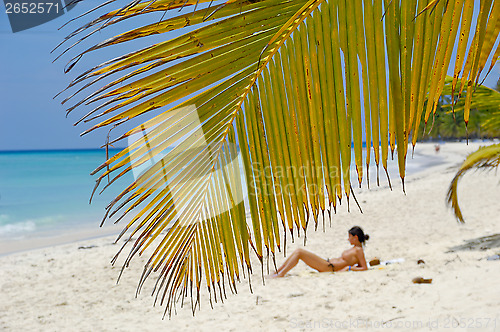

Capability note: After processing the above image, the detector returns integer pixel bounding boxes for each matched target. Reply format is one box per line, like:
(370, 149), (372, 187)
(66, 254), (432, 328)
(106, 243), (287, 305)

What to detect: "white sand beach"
(1, 141), (499, 331)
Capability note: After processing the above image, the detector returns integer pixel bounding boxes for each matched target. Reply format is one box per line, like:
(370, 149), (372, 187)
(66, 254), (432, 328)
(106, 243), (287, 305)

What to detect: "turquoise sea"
(0, 149), (132, 243)
(0, 145), (434, 254)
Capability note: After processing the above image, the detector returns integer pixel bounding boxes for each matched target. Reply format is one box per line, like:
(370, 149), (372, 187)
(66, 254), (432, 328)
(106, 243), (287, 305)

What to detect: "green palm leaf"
(446, 144), (500, 223)
(441, 76), (500, 113)
(54, 0), (500, 316)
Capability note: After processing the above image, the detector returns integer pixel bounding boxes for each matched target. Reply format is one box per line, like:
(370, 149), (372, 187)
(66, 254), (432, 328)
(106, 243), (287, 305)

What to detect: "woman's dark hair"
(349, 226), (369, 244)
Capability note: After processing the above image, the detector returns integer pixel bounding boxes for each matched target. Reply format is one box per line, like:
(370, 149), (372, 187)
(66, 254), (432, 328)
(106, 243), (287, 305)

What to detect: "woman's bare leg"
(273, 248), (331, 277)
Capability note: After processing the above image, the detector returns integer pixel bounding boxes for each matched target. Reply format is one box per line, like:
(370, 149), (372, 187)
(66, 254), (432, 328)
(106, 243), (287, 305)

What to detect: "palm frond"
(441, 76), (500, 113)
(446, 144), (500, 223)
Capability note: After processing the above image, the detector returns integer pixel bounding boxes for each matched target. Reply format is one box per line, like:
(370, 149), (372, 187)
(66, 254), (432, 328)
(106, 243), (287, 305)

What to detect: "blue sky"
(0, 1), (175, 151)
(0, 1), (498, 151)
(0, 9), (85, 150)
(0, 2), (105, 151)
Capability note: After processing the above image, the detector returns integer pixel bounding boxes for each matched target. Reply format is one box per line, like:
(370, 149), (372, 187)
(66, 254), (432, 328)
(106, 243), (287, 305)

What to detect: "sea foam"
(0, 220), (36, 236)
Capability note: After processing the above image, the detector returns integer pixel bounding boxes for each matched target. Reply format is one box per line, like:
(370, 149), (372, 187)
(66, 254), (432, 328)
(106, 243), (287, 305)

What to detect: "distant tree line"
(418, 78), (500, 141)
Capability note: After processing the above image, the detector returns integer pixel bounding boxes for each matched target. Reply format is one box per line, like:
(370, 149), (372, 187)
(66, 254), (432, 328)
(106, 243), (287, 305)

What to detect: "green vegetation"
(419, 81), (500, 141)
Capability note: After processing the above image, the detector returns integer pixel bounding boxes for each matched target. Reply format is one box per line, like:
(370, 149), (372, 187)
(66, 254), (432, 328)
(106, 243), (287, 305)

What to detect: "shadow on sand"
(447, 234), (500, 252)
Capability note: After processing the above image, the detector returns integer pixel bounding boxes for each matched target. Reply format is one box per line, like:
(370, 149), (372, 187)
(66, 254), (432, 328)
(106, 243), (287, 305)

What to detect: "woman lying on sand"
(271, 226), (369, 277)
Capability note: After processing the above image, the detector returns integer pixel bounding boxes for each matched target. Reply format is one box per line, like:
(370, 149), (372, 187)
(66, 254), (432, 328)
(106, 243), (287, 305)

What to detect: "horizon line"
(0, 147), (127, 153)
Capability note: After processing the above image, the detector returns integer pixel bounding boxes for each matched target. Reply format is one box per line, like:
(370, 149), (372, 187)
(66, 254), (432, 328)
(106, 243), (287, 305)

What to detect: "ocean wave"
(0, 213), (82, 237)
(0, 220), (36, 235)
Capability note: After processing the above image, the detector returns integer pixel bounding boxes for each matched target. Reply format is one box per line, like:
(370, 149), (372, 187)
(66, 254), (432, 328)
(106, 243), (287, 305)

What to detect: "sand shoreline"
(0, 223), (124, 257)
(1, 141), (499, 331)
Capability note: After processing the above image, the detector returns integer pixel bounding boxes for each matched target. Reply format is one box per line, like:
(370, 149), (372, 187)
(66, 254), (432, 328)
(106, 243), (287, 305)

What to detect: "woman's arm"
(338, 265), (350, 272)
(349, 265), (366, 271)
(353, 248), (368, 271)
(338, 264), (363, 272)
